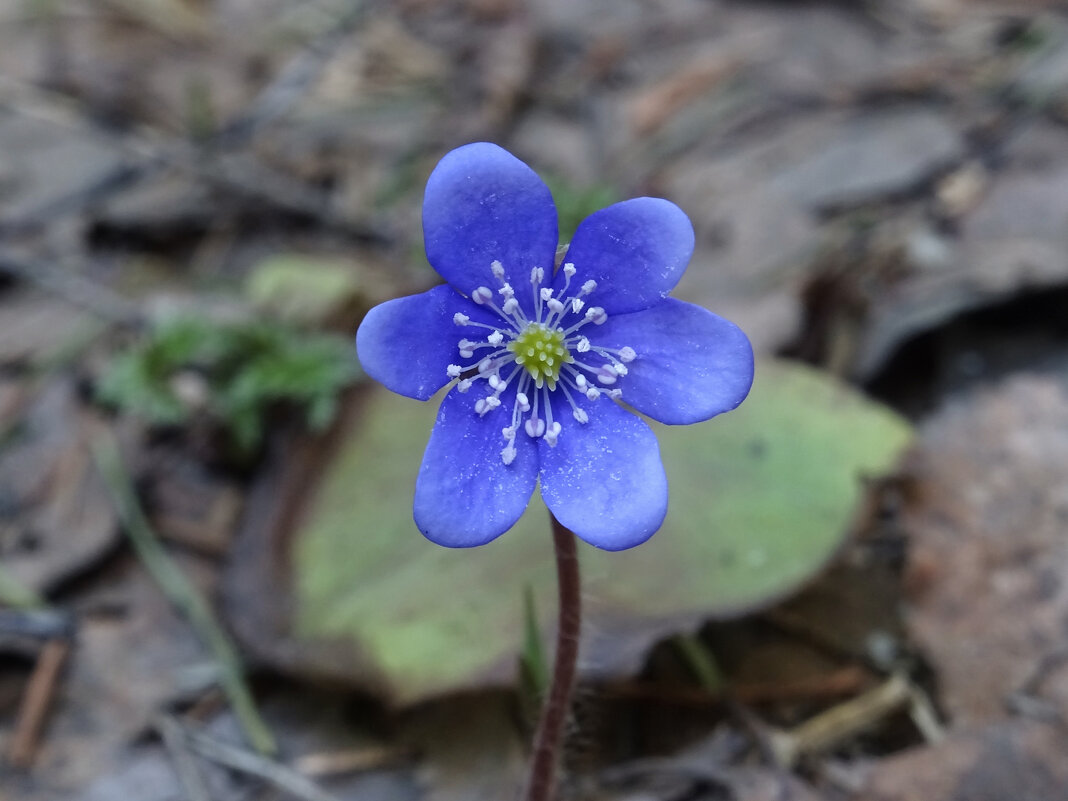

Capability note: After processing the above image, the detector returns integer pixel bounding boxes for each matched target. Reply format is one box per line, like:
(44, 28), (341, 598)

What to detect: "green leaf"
(293, 360), (911, 703)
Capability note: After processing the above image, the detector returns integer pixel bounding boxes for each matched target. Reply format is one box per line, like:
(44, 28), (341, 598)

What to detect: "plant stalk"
(522, 513), (582, 801)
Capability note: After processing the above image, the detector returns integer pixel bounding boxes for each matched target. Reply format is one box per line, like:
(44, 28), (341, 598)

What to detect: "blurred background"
(2, 0), (1068, 799)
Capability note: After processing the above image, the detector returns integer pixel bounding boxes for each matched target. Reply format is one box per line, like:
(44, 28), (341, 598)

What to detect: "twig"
(157, 715), (214, 801)
(0, 248), (143, 326)
(215, 1), (376, 147)
(92, 430), (277, 755)
(184, 727), (341, 801)
(768, 673), (916, 767)
(8, 638), (69, 769)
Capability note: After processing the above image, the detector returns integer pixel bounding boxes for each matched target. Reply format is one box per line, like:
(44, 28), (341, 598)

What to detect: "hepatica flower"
(357, 143), (753, 551)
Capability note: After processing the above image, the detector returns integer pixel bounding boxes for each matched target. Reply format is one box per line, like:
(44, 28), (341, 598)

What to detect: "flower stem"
(522, 513), (582, 801)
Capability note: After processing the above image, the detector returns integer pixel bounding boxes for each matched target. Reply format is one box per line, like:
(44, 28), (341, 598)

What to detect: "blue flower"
(356, 143), (754, 550)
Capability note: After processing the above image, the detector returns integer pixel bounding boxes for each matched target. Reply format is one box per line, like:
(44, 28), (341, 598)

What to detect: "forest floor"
(2, 1), (1068, 799)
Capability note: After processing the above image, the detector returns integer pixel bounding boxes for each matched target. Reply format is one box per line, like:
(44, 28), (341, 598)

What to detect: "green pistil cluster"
(509, 323), (572, 389)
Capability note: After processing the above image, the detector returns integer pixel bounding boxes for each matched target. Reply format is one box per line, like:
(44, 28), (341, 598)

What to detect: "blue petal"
(423, 143), (558, 314)
(560, 198), (694, 314)
(593, 298), (754, 425)
(538, 394), (667, 550)
(356, 285), (498, 401)
(414, 387), (539, 547)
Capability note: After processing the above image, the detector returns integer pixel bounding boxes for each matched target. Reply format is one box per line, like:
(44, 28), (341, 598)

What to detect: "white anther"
(472, 286), (493, 304)
(446, 364), (462, 378)
(485, 395), (501, 410)
(502, 426), (516, 440)
(563, 263), (576, 277)
(489, 374), (506, 391)
(543, 422), (562, 447)
(525, 417), (546, 438)
(613, 363), (628, 376)
(453, 312), (470, 325)
(487, 330), (504, 346)
(457, 378), (473, 392)
(581, 279), (597, 294)
(498, 282), (514, 299)
(478, 358), (494, 374)
(458, 340), (475, 358)
(596, 364), (618, 385)
(475, 398), (487, 415)
(585, 387), (601, 401)
(491, 260), (505, 278)
(619, 346), (636, 362)
(608, 389), (622, 399)
(585, 306), (607, 325)
(516, 392), (530, 412)
(502, 298), (519, 315)
(572, 408), (588, 424)
(501, 443), (516, 465)
(531, 266), (545, 284)
(547, 298), (564, 314)
(576, 336), (591, 353)
(575, 374), (588, 389)
(539, 287), (553, 302)
(571, 298), (585, 314)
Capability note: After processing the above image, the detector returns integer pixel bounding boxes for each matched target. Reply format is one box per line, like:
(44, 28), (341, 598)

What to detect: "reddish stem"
(522, 513), (582, 801)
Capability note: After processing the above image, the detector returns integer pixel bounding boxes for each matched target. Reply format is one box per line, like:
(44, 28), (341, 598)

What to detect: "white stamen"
(516, 392), (530, 412)
(487, 330), (504, 346)
(525, 417), (546, 438)
(543, 421), (562, 447)
(502, 298), (519, 315)
(502, 426), (516, 440)
(563, 263), (576, 278)
(475, 398), (487, 414)
(501, 443), (516, 465)
(608, 389), (622, 399)
(489, 374), (506, 391)
(458, 341), (475, 358)
(581, 279), (597, 294)
(457, 378), (473, 392)
(472, 286), (493, 305)
(491, 260), (505, 279)
(585, 387), (601, 401)
(453, 312), (470, 325)
(570, 298), (585, 314)
(446, 364), (462, 378)
(498, 282), (514, 299)
(478, 357), (494, 374)
(613, 363), (628, 376)
(585, 306), (608, 325)
(547, 298), (564, 314)
(596, 364), (618, 385)
(572, 408), (588, 424)
(531, 267), (545, 284)
(619, 346), (636, 362)
(539, 287), (553, 302)
(575, 336), (591, 353)
(574, 374), (588, 389)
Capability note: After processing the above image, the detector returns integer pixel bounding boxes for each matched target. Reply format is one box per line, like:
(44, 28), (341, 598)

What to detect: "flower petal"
(539, 395), (667, 550)
(560, 198), (694, 314)
(414, 387), (539, 547)
(423, 143), (558, 312)
(592, 298), (753, 425)
(356, 285), (497, 401)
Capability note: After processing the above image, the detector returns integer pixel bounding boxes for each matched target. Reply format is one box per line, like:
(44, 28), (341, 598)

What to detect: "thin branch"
(8, 638), (70, 769)
(92, 430), (277, 755)
(156, 715), (214, 801)
(184, 727), (341, 801)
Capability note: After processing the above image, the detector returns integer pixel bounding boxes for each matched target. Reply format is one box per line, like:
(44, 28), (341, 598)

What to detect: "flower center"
(508, 323), (572, 390)
(445, 259), (637, 464)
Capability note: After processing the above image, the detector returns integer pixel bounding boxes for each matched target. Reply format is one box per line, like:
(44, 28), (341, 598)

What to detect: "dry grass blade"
(92, 430), (277, 755)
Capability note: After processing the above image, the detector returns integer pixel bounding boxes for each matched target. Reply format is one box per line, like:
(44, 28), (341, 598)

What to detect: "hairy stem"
(522, 514), (582, 801)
